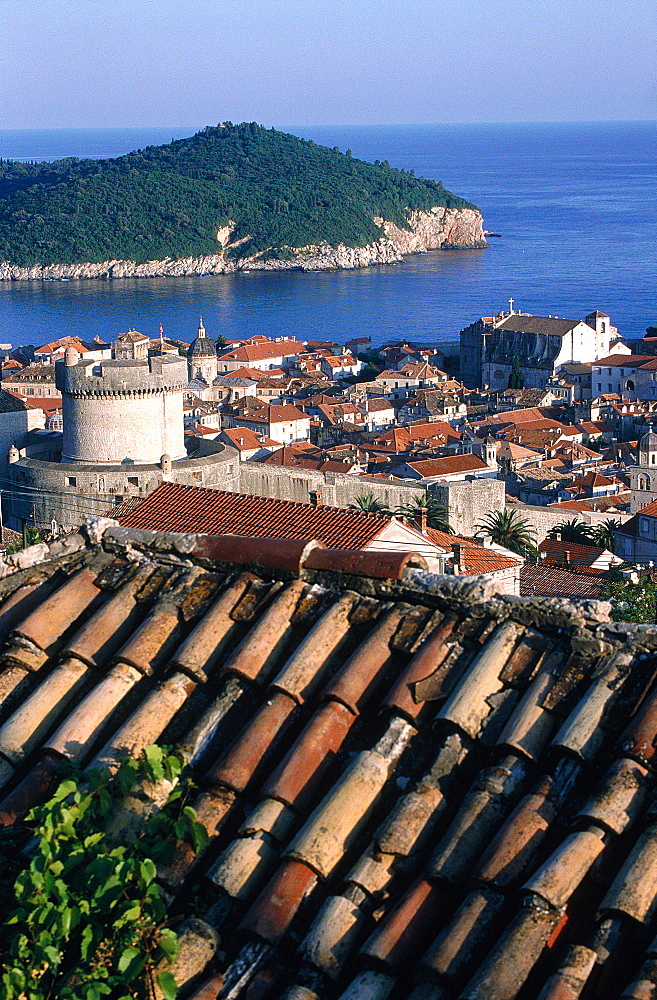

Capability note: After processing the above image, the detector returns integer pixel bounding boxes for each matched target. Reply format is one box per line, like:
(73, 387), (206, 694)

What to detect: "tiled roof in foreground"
(116, 480), (394, 550)
(3, 523), (657, 997)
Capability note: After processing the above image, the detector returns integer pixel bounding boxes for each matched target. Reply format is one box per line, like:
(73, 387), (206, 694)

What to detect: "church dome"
(639, 424), (657, 464)
(188, 318), (216, 359)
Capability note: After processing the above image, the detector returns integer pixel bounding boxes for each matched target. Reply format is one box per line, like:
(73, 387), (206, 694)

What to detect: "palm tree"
(348, 493), (392, 516)
(475, 508), (537, 557)
(593, 518), (622, 552)
(396, 495), (452, 533)
(547, 518), (596, 544)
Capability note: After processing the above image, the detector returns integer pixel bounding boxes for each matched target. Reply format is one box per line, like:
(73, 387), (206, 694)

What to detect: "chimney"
(452, 543), (463, 575)
(309, 490), (323, 507)
(416, 507), (428, 534)
(564, 549), (571, 565)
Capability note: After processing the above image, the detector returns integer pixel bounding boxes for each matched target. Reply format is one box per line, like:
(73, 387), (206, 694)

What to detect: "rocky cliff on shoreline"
(0, 206), (486, 281)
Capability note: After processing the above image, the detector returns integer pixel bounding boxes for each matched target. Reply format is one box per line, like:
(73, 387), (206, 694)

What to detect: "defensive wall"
(512, 502), (630, 544)
(239, 464), (507, 537)
(430, 477), (506, 536)
(8, 439), (240, 532)
(239, 464), (427, 510)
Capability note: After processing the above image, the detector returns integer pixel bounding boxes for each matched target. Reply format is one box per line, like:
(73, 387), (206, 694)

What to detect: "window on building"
(192, 471), (202, 482)
(608, 384), (613, 393)
(66, 476), (77, 488)
(127, 476), (139, 486)
(597, 383), (602, 391)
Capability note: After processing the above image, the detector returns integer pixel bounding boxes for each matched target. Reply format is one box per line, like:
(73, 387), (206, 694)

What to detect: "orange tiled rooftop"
(1, 516), (657, 997)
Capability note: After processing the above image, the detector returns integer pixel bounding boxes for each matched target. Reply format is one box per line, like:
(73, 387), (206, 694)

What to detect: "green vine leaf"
(156, 970), (179, 1000)
(0, 745), (191, 1000)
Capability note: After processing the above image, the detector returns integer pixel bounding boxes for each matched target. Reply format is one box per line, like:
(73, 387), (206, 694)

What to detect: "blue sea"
(0, 122), (654, 349)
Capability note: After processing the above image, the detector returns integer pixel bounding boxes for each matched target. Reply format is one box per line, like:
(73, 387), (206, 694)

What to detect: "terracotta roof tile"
(3, 521), (657, 998)
(406, 454), (489, 477)
(520, 564), (603, 598)
(117, 481), (395, 551)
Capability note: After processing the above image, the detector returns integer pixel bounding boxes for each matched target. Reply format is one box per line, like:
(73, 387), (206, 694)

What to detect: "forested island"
(0, 122), (486, 278)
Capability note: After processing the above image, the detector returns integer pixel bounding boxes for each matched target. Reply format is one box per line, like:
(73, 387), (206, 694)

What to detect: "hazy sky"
(2, 0), (655, 129)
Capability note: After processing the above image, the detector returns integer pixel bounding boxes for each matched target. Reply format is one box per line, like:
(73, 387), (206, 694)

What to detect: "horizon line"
(1, 118), (655, 134)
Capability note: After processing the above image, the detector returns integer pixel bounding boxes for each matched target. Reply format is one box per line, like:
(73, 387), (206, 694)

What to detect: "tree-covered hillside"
(0, 122), (478, 266)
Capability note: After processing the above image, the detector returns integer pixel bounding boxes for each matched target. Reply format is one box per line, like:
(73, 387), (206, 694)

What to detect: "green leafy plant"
(475, 508), (537, 556)
(4, 526), (44, 556)
(600, 572), (657, 624)
(547, 518), (596, 544)
(592, 518), (622, 552)
(0, 123), (477, 267)
(507, 355), (525, 390)
(0, 746), (208, 1000)
(348, 493), (392, 516)
(396, 495), (452, 533)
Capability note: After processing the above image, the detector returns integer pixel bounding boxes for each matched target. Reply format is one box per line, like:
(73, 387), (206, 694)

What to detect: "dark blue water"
(0, 122), (654, 348)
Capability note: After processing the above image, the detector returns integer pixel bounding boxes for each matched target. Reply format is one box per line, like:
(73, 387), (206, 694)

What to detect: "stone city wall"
(7, 443), (239, 532)
(431, 478), (506, 536)
(239, 463), (426, 509)
(512, 502), (629, 544)
(55, 355), (188, 395)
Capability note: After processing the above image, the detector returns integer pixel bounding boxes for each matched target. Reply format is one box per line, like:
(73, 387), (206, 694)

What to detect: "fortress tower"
(57, 345), (187, 464)
(5, 335), (239, 533)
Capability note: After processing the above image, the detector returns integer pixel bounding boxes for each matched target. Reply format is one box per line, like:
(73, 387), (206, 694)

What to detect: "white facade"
(366, 520), (446, 574)
(228, 408), (310, 446)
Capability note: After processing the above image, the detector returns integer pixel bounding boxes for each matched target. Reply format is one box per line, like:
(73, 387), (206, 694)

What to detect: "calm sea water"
(0, 122), (654, 349)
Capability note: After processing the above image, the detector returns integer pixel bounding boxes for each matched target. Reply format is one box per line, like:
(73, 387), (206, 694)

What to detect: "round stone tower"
(56, 352), (188, 464)
(187, 318), (218, 384)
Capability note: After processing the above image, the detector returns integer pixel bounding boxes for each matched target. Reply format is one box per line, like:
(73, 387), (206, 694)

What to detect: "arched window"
(638, 474), (650, 491)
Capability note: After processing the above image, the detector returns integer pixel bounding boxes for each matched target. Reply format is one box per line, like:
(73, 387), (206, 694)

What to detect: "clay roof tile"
(2, 519), (657, 997)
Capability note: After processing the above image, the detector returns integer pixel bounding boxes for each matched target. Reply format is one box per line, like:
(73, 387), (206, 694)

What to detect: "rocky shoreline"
(0, 206), (486, 281)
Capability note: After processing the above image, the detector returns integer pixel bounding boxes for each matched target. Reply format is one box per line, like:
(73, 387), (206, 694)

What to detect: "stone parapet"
(55, 356), (188, 396)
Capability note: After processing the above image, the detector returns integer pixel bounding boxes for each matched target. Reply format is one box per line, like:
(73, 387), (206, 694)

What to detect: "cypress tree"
(508, 355), (525, 389)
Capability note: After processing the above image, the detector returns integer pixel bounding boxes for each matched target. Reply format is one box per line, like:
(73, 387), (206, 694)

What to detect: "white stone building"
(591, 354), (653, 399)
(226, 403), (311, 445)
(461, 308), (617, 391)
